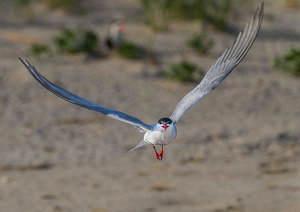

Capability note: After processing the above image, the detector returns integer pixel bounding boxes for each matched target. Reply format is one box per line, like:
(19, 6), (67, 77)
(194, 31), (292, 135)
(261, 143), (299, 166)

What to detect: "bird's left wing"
(19, 58), (153, 132)
(170, 2), (264, 123)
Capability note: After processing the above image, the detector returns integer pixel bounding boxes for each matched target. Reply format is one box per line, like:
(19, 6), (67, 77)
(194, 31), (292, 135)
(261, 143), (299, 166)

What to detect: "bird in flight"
(20, 3), (264, 160)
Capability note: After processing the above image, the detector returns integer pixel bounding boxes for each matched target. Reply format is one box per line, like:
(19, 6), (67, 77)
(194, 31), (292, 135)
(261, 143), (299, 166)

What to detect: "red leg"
(153, 145), (160, 160)
(159, 146), (163, 160)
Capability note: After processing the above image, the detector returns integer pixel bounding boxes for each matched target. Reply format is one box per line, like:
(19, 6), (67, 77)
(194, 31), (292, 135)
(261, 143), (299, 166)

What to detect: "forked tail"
(129, 140), (148, 152)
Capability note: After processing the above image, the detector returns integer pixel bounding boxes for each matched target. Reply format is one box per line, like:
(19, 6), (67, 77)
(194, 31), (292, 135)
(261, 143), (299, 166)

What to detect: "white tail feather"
(129, 140), (148, 152)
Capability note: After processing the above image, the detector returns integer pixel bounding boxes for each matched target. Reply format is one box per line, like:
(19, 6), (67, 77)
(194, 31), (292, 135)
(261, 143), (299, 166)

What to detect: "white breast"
(144, 124), (177, 145)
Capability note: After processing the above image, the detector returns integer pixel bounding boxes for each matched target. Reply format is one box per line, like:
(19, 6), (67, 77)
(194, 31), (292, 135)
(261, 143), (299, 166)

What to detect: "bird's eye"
(158, 121), (162, 124)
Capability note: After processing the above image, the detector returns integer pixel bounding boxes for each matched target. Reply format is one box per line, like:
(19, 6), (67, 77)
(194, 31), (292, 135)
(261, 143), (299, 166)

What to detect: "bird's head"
(157, 117), (173, 131)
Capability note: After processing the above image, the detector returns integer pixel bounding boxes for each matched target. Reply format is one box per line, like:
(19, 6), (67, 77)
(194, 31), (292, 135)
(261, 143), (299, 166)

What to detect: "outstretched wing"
(19, 58), (153, 132)
(170, 2), (264, 123)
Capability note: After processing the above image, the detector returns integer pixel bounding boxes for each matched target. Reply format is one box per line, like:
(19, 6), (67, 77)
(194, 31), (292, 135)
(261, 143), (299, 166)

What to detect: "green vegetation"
(13, 0), (83, 14)
(187, 33), (214, 55)
(140, 0), (236, 31)
(274, 48), (300, 76)
(53, 28), (98, 55)
(12, 0), (34, 19)
(199, 0), (232, 30)
(44, 0), (83, 13)
(29, 28), (99, 57)
(169, 0), (232, 30)
(29, 28), (144, 60)
(30, 43), (51, 58)
(13, 0), (31, 7)
(162, 61), (204, 82)
(25, 25), (148, 60)
(116, 41), (144, 60)
(139, 0), (172, 31)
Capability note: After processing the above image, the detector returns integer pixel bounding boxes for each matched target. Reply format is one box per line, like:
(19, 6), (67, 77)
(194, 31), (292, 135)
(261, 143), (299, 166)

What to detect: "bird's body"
(144, 123), (177, 146)
(105, 21), (126, 50)
(19, 3), (264, 160)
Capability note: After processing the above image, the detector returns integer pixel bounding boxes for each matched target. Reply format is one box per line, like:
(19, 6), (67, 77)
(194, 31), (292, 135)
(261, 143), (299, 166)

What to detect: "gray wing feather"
(19, 58), (153, 132)
(170, 2), (264, 123)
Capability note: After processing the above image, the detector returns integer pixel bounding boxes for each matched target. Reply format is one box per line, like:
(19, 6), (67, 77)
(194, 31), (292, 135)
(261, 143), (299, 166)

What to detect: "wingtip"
(19, 57), (28, 67)
(128, 140), (148, 153)
(259, 2), (264, 17)
(19, 58), (37, 76)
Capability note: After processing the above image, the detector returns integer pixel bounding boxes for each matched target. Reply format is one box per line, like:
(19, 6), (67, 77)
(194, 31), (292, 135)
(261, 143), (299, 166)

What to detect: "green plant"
(172, 0), (233, 30)
(162, 61), (204, 82)
(139, 0), (173, 31)
(53, 28), (98, 55)
(187, 33), (214, 55)
(116, 41), (144, 60)
(44, 0), (83, 13)
(274, 48), (300, 76)
(13, 0), (31, 7)
(30, 43), (51, 58)
(12, 0), (34, 19)
(200, 0), (232, 30)
(140, 0), (235, 31)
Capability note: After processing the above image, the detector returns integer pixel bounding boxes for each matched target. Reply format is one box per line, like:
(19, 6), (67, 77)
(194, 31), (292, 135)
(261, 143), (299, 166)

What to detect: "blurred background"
(0, 0), (300, 211)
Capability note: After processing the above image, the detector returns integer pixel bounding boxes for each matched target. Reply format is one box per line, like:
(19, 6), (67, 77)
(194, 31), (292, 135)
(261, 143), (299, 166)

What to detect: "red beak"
(162, 123), (169, 131)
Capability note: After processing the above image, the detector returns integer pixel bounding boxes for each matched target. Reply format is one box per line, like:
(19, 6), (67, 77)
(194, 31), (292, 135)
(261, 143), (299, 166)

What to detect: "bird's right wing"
(19, 58), (153, 132)
(170, 2), (264, 123)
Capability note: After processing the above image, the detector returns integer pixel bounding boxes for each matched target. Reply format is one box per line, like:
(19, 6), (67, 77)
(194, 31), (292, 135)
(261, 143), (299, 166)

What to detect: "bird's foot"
(153, 145), (163, 160)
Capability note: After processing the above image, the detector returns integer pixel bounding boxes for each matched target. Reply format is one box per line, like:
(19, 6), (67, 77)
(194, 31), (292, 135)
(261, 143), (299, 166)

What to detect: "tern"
(19, 3), (263, 160)
(105, 20), (126, 50)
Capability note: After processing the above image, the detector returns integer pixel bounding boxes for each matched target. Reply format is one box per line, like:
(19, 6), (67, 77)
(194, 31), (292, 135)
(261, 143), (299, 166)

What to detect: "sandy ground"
(0, 0), (300, 211)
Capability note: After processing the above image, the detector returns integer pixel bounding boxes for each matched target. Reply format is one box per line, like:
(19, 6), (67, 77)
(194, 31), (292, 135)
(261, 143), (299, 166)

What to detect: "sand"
(0, 0), (300, 211)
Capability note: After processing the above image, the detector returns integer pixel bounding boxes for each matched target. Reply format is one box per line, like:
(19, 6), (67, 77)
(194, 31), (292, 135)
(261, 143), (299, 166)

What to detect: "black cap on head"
(158, 117), (172, 124)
